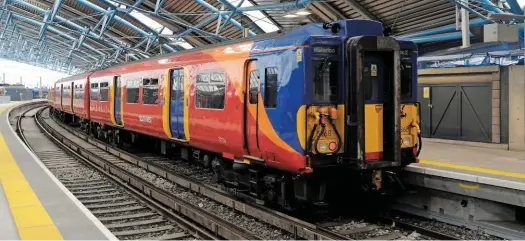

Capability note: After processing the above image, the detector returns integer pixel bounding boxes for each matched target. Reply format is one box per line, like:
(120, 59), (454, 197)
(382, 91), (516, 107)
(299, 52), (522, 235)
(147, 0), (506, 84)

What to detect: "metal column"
(461, 0), (470, 47)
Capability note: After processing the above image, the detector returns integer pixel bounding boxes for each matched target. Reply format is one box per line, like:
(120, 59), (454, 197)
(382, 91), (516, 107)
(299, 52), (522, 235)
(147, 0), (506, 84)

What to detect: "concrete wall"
(0, 96), (10, 104)
(508, 65), (525, 151)
(3, 88), (33, 101)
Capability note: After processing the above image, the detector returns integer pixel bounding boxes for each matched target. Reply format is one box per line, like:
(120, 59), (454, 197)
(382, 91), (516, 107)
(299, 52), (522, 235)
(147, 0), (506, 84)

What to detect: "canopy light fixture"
(295, 10), (311, 15)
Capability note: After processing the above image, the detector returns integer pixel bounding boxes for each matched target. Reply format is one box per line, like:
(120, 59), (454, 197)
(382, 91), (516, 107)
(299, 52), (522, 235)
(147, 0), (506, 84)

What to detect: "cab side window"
(264, 67), (278, 108)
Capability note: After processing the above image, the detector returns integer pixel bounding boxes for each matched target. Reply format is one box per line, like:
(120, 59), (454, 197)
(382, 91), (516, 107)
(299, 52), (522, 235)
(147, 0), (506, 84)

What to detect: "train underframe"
(52, 108), (411, 210)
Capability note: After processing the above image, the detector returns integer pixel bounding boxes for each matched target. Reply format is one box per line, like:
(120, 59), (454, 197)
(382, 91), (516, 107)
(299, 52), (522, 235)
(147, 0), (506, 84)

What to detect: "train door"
(114, 76), (122, 126)
(346, 36), (401, 167)
(244, 60), (262, 157)
(169, 69), (186, 140)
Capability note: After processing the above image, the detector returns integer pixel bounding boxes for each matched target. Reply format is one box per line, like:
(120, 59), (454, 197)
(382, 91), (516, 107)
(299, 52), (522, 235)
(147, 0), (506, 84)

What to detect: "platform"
(405, 139), (525, 208)
(412, 139), (525, 183)
(0, 102), (115, 240)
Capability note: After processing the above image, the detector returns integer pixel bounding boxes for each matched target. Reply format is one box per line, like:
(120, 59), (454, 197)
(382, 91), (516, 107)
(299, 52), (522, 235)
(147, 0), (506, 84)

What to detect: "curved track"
(14, 104), (230, 240)
(35, 104), (472, 240)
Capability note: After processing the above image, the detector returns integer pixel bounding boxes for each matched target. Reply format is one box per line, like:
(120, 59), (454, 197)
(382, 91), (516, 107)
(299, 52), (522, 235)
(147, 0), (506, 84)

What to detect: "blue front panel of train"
(247, 19), (386, 154)
(250, 37), (308, 154)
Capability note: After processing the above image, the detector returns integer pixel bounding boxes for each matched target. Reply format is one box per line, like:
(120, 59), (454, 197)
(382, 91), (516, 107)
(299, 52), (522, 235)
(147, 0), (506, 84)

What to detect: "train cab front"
(303, 33), (421, 196)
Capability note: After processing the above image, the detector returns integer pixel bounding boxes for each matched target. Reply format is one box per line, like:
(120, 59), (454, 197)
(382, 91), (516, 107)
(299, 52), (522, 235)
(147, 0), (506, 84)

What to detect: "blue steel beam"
(175, 14), (219, 40)
(237, 0), (314, 12)
(0, 0), (10, 21)
(478, 0), (504, 13)
(14, 24), (92, 59)
(192, 0), (255, 36)
(9, 0), (144, 62)
(446, 0), (493, 21)
(105, 0), (229, 42)
(154, 0), (167, 13)
(218, 0), (245, 34)
(38, 0), (64, 42)
(195, 0), (314, 35)
(505, 0), (524, 15)
(410, 32), (474, 44)
(8, 12), (107, 57)
(10, 0), (129, 56)
(98, 8), (117, 38)
(0, 33), (92, 65)
(76, 0), (177, 53)
(400, 18), (489, 38)
(0, 12), (13, 39)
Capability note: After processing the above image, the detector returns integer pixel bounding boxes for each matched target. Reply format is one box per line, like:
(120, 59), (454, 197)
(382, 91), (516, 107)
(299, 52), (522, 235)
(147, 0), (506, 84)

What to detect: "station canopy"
(0, 0), (522, 74)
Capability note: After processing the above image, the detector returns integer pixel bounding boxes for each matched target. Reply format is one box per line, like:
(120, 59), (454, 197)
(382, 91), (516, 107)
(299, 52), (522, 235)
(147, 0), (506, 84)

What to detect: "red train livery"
(49, 19), (421, 208)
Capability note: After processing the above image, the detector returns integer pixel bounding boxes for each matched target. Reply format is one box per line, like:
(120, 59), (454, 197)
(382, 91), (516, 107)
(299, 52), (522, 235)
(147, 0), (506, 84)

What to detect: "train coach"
(49, 19), (421, 209)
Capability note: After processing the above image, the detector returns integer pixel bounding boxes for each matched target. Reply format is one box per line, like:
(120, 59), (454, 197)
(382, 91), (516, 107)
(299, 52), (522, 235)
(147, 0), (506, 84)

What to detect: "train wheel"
(111, 131), (123, 148)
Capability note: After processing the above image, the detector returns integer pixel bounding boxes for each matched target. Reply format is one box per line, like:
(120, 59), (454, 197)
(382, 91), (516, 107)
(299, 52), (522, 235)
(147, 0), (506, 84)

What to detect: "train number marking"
(139, 115), (152, 123)
(323, 130), (332, 137)
(401, 125), (410, 132)
(218, 137), (226, 144)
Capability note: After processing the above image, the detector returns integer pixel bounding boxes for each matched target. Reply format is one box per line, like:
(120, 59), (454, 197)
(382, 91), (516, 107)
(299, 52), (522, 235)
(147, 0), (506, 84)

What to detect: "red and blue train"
(48, 19), (421, 209)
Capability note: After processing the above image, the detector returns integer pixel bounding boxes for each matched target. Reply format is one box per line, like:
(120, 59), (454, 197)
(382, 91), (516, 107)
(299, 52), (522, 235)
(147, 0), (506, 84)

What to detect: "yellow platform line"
(419, 159), (525, 180)
(0, 106), (63, 240)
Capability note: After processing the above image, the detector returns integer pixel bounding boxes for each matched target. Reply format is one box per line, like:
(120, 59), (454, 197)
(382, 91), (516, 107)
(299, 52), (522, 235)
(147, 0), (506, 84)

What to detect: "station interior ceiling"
(0, 0), (523, 74)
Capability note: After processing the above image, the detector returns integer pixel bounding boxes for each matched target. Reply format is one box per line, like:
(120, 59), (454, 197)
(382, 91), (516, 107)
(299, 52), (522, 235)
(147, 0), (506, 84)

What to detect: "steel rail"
(49, 109), (348, 240)
(33, 106), (255, 240)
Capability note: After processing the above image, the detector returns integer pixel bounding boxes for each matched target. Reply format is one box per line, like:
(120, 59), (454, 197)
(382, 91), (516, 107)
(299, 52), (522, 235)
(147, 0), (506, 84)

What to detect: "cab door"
(170, 69), (185, 140)
(244, 60), (261, 157)
(114, 76), (122, 126)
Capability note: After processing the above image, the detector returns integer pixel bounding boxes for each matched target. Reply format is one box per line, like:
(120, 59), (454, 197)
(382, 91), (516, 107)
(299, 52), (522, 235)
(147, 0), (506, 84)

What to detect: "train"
(48, 19), (421, 210)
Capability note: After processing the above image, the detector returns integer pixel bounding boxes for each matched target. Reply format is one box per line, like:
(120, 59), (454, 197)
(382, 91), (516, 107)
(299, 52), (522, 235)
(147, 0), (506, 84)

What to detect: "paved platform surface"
(409, 140), (525, 187)
(0, 102), (115, 240)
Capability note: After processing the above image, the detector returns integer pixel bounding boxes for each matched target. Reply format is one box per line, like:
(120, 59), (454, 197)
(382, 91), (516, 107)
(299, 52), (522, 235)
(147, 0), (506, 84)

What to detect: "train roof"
(56, 19), (401, 83)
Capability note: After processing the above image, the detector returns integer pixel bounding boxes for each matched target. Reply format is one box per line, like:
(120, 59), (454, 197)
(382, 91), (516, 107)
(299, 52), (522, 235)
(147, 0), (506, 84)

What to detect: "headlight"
(319, 142), (328, 152)
(403, 136), (411, 146)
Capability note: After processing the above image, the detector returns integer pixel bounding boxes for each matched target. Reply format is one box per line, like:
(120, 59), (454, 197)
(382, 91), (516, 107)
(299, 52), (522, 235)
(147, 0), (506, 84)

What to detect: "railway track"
(14, 104), (244, 240)
(31, 105), (471, 240)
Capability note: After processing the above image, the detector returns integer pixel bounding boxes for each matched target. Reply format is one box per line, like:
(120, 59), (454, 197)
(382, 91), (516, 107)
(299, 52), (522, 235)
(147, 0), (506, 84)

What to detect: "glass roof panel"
(225, 0), (280, 33)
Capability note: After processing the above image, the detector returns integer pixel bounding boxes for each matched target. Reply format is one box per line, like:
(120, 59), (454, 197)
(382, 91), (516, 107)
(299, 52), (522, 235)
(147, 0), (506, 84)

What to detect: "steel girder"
(401, 0), (521, 45)
(0, 0), (332, 74)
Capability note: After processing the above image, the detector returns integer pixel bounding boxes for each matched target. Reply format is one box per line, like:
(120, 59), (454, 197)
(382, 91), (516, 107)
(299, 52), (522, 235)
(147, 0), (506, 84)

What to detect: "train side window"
(99, 82), (109, 101)
(195, 71), (225, 109)
(401, 59), (412, 100)
(90, 83), (99, 101)
(64, 86), (70, 98)
(79, 84), (83, 100)
(249, 70), (259, 104)
(264, 67), (278, 108)
(74, 85), (77, 99)
(142, 78), (159, 105)
(126, 79), (140, 104)
(171, 69), (183, 101)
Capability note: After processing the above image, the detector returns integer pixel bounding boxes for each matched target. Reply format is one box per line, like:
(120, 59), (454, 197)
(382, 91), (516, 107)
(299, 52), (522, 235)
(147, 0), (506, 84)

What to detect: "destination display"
(312, 46), (339, 55)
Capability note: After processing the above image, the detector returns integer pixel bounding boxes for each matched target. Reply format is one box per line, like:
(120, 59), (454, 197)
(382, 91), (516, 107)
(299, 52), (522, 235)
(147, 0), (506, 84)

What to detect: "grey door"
(418, 83), (492, 142)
